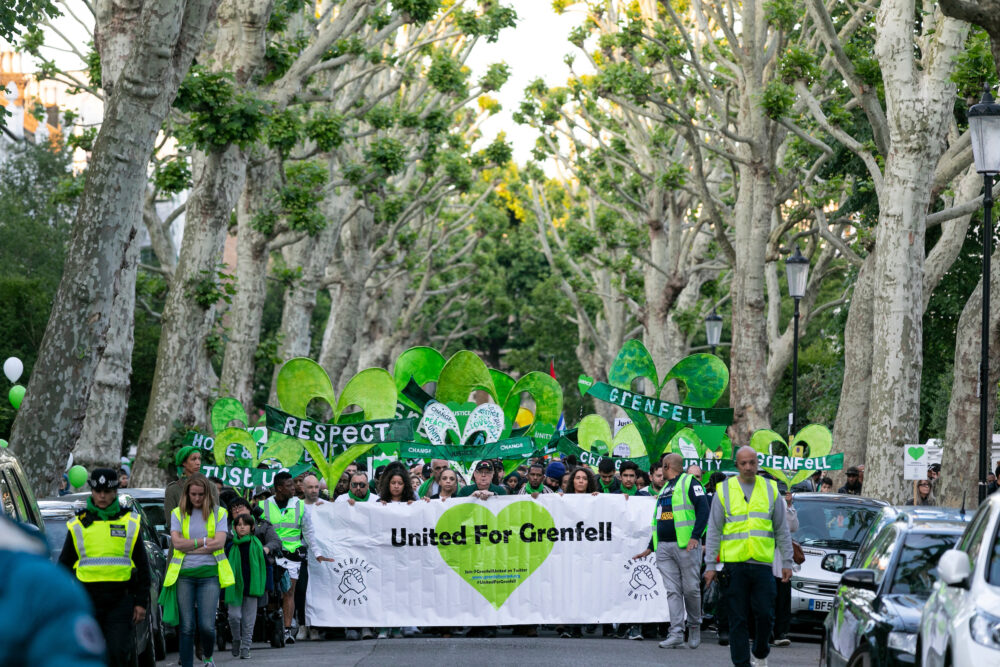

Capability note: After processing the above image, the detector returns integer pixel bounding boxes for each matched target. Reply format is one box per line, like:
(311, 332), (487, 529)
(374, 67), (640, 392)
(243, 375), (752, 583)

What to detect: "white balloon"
(3, 357), (22, 383)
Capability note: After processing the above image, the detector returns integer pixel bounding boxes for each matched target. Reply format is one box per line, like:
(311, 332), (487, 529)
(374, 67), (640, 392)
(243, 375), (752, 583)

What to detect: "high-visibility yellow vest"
(651, 473), (702, 549)
(67, 510), (141, 582)
(164, 507), (235, 588)
(719, 475), (778, 563)
(263, 497), (304, 552)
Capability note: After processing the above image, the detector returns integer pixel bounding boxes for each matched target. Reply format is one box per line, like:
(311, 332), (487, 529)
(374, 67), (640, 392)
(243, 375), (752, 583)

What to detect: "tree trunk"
(862, 4), (969, 503)
(9, 0), (218, 494)
(219, 151), (278, 407)
(832, 258), (875, 480)
(72, 232), (141, 471)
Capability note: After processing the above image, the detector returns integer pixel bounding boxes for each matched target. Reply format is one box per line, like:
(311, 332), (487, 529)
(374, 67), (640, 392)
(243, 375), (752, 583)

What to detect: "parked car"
(851, 506), (973, 570)
(791, 493), (888, 624)
(919, 493), (1000, 666)
(0, 447), (45, 534)
(819, 509), (970, 666)
(48, 492), (168, 665)
(122, 487), (170, 552)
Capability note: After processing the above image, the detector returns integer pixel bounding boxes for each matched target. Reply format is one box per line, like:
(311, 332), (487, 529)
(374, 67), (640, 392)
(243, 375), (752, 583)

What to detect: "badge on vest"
(110, 526), (127, 538)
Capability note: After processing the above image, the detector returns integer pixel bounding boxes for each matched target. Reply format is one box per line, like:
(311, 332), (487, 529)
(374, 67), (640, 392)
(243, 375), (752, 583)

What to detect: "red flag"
(549, 359), (556, 379)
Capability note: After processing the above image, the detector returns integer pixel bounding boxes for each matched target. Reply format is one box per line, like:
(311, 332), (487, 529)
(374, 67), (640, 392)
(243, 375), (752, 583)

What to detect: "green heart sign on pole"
(435, 501), (555, 609)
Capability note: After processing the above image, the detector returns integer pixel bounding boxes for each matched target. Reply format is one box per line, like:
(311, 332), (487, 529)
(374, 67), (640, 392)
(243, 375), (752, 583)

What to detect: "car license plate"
(809, 598), (834, 612)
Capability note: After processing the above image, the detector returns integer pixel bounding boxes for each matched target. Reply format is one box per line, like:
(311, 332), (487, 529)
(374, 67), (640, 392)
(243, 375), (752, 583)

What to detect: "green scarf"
(523, 482), (545, 494)
(86, 497), (122, 521)
(620, 484), (638, 496)
(225, 534), (265, 606)
(158, 565), (219, 626)
(599, 480), (615, 493)
(348, 489), (370, 502)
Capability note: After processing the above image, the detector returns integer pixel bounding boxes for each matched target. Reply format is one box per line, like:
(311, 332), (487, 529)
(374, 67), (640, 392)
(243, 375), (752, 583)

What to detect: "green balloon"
(67, 465), (88, 488)
(0, 439), (7, 448)
(8, 384), (25, 410)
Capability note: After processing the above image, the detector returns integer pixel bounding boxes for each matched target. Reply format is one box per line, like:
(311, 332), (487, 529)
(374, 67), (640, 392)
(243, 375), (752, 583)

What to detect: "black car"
(820, 511), (969, 667)
(42, 492), (168, 665)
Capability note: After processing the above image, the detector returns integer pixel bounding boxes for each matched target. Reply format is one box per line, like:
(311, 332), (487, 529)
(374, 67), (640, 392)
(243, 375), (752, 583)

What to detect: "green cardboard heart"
(907, 446), (925, 461)
(749, 424), (834, 487)
(576, 414), (646, 464)
(435, 501), (555, 609)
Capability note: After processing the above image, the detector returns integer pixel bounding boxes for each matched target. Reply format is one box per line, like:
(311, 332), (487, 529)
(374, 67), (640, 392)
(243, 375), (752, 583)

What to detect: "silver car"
(790, 493), (888, 625)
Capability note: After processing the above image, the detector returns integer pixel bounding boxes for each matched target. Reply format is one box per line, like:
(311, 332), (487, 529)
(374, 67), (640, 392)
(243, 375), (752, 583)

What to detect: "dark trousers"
(724, 563), (775, 667)
(773, 577), (791, 639)
(91, 591), (136, 667)
(295, 560), (308, 626)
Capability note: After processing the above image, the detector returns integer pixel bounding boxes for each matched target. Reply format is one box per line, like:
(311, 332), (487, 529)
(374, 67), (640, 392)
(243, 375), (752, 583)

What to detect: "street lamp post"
(969, 85), (1000, 504)
(785, 246), (810, 436)
(705, 309), (723, 355)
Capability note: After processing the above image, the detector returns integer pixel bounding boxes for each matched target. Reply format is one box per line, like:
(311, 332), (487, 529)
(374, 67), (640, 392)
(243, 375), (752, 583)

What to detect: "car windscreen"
(136, 499), (166, 533)
(43, 517), (69, 561)
(889, 533), (957, 596)
(794, 499), (882, 549)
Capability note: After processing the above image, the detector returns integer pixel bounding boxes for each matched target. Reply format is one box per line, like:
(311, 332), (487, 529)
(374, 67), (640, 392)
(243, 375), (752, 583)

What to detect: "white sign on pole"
(903, 444), (929, 481)
(305, 495), (669, 626)
(613, 417), (632, 436)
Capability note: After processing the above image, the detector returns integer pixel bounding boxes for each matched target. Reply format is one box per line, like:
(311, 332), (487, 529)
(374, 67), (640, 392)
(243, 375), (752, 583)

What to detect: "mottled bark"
(863, 4), (969, 503)
(10, 0), (218, 494)
(72, 232), (141, 471)
(219, 151), (279, 407)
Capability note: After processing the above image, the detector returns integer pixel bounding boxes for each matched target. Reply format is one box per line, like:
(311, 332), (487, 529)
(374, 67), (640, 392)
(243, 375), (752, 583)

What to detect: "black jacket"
(58, 506), (151, 609)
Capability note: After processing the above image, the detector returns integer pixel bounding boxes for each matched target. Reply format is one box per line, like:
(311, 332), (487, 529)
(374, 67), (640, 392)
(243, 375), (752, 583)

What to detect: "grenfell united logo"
(332, 556), (374, 607)
(623, 554), (661, 602)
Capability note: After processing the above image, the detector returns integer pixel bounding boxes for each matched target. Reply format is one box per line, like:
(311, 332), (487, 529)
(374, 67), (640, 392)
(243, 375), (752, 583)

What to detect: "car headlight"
(887, 631), (917, 655)
(969, 609), (1000, 649)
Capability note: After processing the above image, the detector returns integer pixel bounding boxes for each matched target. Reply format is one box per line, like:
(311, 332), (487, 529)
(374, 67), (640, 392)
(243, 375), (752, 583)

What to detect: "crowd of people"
(47, 441), (989, 667)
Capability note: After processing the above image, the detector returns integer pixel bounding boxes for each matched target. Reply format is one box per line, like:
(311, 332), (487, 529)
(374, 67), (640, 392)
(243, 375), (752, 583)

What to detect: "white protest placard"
(903, 444), (929, 480)
(613, 417), (632, 436)
(305, 495), (670, 626)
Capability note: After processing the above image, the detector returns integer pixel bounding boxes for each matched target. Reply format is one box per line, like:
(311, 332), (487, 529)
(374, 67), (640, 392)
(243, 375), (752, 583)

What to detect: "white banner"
(305, 495), (672, 626)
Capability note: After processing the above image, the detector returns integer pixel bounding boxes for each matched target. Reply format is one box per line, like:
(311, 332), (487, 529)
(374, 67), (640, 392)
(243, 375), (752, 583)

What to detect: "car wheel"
(847, 650), (871, 667)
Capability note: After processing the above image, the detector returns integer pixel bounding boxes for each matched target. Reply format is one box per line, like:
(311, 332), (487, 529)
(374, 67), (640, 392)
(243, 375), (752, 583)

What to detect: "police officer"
(704, 447), (794, 667)
(261, 471), (306, 644)
(59, 468), (150, 667)
(633, 453), (711, 647)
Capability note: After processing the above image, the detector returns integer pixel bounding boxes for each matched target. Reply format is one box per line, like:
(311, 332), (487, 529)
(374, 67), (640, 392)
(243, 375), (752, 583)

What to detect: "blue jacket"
(0, 517), (105, 667)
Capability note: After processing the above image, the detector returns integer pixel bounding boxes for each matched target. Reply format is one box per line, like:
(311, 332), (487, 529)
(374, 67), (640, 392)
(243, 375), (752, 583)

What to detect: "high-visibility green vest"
(719, 475), (777, 563)
(67, 510), (141, 583)
(263, 497), (304, 552)
(164, 507), (235, 589)
(651, 473), (702, 550)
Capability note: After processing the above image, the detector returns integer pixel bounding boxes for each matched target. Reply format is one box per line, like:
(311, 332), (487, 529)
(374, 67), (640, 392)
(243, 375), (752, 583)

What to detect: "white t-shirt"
(334, 492), (380, 503)
(171, 508), (227, 568)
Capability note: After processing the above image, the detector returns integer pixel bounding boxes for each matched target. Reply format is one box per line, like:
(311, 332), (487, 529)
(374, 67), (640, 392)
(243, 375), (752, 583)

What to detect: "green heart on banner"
(907, 446), (925, 461)
(205, 397), (301, 469)
(436, 501), (555, 609)
(576, 414), (646, 464)
(749, 424), (835, 487)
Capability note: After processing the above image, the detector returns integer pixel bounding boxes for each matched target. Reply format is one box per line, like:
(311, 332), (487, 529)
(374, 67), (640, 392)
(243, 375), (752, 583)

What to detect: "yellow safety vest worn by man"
(58, 467), (151, 667)
(262, 495), (305, 553)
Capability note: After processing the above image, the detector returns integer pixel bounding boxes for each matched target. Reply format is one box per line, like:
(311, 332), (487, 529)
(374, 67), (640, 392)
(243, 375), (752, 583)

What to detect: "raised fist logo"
(629, 563), (655, 590)
(338, 567), (366, 595)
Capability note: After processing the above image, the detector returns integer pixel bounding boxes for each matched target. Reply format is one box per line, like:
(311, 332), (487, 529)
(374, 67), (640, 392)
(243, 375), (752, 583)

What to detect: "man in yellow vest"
(704, 446), (794, 667)
(633, 453), (711, 647)
(261, 471), (306, 644)
(59, 468), (150, 667)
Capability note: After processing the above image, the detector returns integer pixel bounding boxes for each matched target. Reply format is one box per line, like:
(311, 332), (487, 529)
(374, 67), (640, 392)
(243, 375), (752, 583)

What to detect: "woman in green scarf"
(226, 513), (266, 660)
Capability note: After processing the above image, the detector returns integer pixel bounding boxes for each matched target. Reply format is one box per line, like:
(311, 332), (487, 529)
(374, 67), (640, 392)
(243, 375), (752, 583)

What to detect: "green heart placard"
(576, 414), (646, 464)
(749, 424), (836, 487)
(907, 446), (925, 461)
(435, 501), (555, 609)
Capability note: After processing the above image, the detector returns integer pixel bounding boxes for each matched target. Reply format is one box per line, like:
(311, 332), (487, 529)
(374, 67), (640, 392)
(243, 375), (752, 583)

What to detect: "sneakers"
(296, 624), (308, 641)
(718, 629), (730, 646)
(751, 657), (768, 667)
(239, 647), (250, 659)
(560, 628), (572, 638)
(309, 627), (322, 641)
(628, 625), (644, 640)
(203, 659), (214, 667)
(231, 644), (240, 657)
(688, 626), (701, 649)
(284, 628), (295, 644)
(377, 629), (389, 639)
(345, 629), (360, 641)
(361, 628), (375, 640)
(772, 635), (791, 647)
(658, 634), (685, 649)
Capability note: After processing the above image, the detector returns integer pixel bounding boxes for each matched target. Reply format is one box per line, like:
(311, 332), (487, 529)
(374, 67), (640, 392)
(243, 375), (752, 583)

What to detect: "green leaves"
(760, 80), (795, 119)
(174, 67), (269, 151)
(428, 49), (469, 96)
